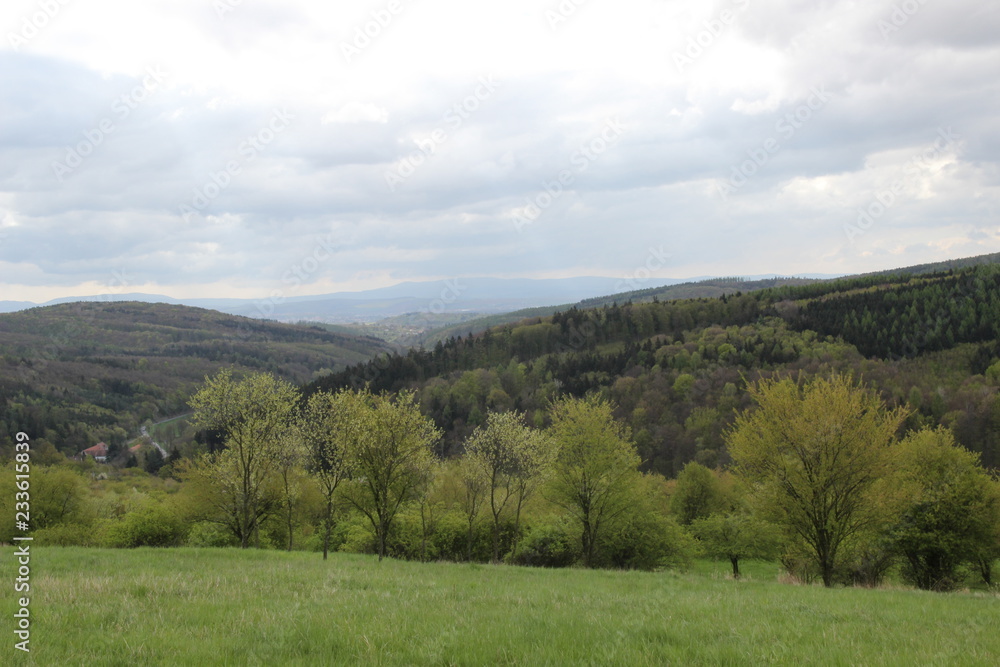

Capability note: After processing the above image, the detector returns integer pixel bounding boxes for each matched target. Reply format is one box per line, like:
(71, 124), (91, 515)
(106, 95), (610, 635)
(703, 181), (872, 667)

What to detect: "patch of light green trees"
(12, 368), (996, 593)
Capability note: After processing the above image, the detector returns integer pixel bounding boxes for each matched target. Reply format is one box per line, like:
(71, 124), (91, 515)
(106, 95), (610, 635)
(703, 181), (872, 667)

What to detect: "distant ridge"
(861, 252), (1000, 278)
(417, 276), (822, 346)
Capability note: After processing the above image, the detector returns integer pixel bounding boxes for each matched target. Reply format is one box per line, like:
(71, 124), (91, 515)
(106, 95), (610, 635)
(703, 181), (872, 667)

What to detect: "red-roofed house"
(129, 442), (143, 454)
(80, 442), (109, 462)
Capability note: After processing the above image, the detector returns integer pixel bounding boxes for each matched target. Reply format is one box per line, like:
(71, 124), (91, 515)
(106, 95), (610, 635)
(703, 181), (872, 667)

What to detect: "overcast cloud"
(1, 0), (998, 302)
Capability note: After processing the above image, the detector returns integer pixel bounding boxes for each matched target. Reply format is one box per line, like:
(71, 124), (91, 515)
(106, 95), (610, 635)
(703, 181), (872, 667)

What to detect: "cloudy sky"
(1, 0), (998, 302)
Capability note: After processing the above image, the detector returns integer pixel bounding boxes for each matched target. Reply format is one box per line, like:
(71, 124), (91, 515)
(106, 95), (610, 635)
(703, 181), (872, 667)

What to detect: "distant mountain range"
(0, 274), (841, 322)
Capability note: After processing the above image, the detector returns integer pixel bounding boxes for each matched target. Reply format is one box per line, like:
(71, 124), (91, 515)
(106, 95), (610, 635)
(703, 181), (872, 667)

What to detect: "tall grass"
(3, 547), (997, 665)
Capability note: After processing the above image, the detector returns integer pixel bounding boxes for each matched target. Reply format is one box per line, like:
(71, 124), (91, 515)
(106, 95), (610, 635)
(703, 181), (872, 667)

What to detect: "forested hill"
(308, 262), (1000, 475)
(0, 302), (392, 454)
(418, 276), (819, 346)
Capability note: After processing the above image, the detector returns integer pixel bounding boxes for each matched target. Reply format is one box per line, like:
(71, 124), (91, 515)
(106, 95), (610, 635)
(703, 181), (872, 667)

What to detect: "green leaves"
(888, 427), (1000, 590)
(336, 388), (442, 560)
(547, 395), (642, 567)
(188, 369), (300, 548)
(727, 373), (909, 586)
(463, 410), (553, 561)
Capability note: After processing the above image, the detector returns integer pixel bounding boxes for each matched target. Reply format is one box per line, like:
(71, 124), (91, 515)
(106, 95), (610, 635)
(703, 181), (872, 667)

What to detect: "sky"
(1, 0), (998, 303)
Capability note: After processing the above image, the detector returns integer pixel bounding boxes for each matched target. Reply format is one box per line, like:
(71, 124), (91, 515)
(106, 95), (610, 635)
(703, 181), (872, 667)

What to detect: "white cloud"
(321, 103), (389, 125)
(0, 0), (998, 301)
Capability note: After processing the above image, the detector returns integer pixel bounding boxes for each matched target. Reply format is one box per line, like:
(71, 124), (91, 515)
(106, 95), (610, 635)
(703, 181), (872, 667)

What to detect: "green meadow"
(3, 547), (998, 665)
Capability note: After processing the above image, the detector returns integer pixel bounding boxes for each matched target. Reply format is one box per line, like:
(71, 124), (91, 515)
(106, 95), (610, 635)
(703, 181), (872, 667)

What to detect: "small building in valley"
(80, 442), (109, 462)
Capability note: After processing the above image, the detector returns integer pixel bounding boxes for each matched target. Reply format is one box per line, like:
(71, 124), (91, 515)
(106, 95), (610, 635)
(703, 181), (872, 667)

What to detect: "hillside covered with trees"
(309, 262), (1000, 474)
(0, 302), (392, 457)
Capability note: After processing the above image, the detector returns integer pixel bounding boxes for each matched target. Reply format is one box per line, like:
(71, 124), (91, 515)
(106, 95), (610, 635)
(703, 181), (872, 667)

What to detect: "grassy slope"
(4, 547), (997, 665)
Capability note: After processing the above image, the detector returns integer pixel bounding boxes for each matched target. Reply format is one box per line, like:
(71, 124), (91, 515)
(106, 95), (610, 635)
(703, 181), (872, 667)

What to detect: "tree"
(463, 410), (553, 562)
(691, 511), (781, 579)
(301, 390), (357, 560)
(339, 389), (441, 561)
(457, 456), (487, 561)
(143, 447), (165, 475)
(670, 461), (728, 525)
(274, 433), (307, 551)
(188, 369), (299, 548)
(888, 427), (1000, 590)
(727, 374), (909, 587)
(413, 460), (444, 562)
(546, 395), (641, 567)
(0, 465), (89, 542)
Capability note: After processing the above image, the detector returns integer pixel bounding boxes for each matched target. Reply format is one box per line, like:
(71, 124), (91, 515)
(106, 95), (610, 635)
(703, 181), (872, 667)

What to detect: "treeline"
(308, 294), (764, 395)
(6, 371), (997, 593)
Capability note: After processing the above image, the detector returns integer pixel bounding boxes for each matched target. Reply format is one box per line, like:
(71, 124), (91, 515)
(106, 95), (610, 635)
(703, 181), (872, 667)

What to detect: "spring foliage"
(727, 374), (909, 587)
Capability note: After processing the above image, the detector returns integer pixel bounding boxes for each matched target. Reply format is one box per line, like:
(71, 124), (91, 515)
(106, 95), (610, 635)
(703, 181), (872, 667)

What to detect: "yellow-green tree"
(301, 390), (359, 560)
(670, 461), (729, 525)
(463, 410), (553, 562)
(691, 512), (781, 579)
(456, 455), (487, 561)
(339, 389), (440, 561)
(888, 427), (1000, 590)
(188, 369), (299, 548)
(547, 395), (641, 567)
(727, 374), (908, 587)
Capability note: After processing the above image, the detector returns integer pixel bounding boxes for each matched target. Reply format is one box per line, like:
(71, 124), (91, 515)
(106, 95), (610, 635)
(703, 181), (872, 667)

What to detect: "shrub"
(512, 516), (578, 568)
(186, 521), (239, 548)
(103, 502), (188, 548)
(33, 522), (101, 547)
(600, 510), (695, 571)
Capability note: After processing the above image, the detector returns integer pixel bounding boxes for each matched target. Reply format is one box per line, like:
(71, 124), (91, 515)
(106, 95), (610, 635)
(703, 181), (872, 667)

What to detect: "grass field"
(3, 547), (998, 665)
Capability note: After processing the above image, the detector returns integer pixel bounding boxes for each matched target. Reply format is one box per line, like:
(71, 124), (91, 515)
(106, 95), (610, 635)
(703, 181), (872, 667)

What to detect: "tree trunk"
(285, 470), (294, 551)
(510, 498), (525, 563)
(581, 516), (594, 567)
(419, 505), (427, 562)
(730, 556), (740, 579)
(377, 514), (388, 561)
(978, 557), (992, 587)
(817, 531), (834, 587)
(491, 519), (501, 564)
(820, 558), (834, 587)
(322, 497), (333, 561)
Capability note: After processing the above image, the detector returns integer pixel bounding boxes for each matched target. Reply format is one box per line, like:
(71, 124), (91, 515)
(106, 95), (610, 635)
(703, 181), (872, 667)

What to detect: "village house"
(79, 442), (109, 463)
